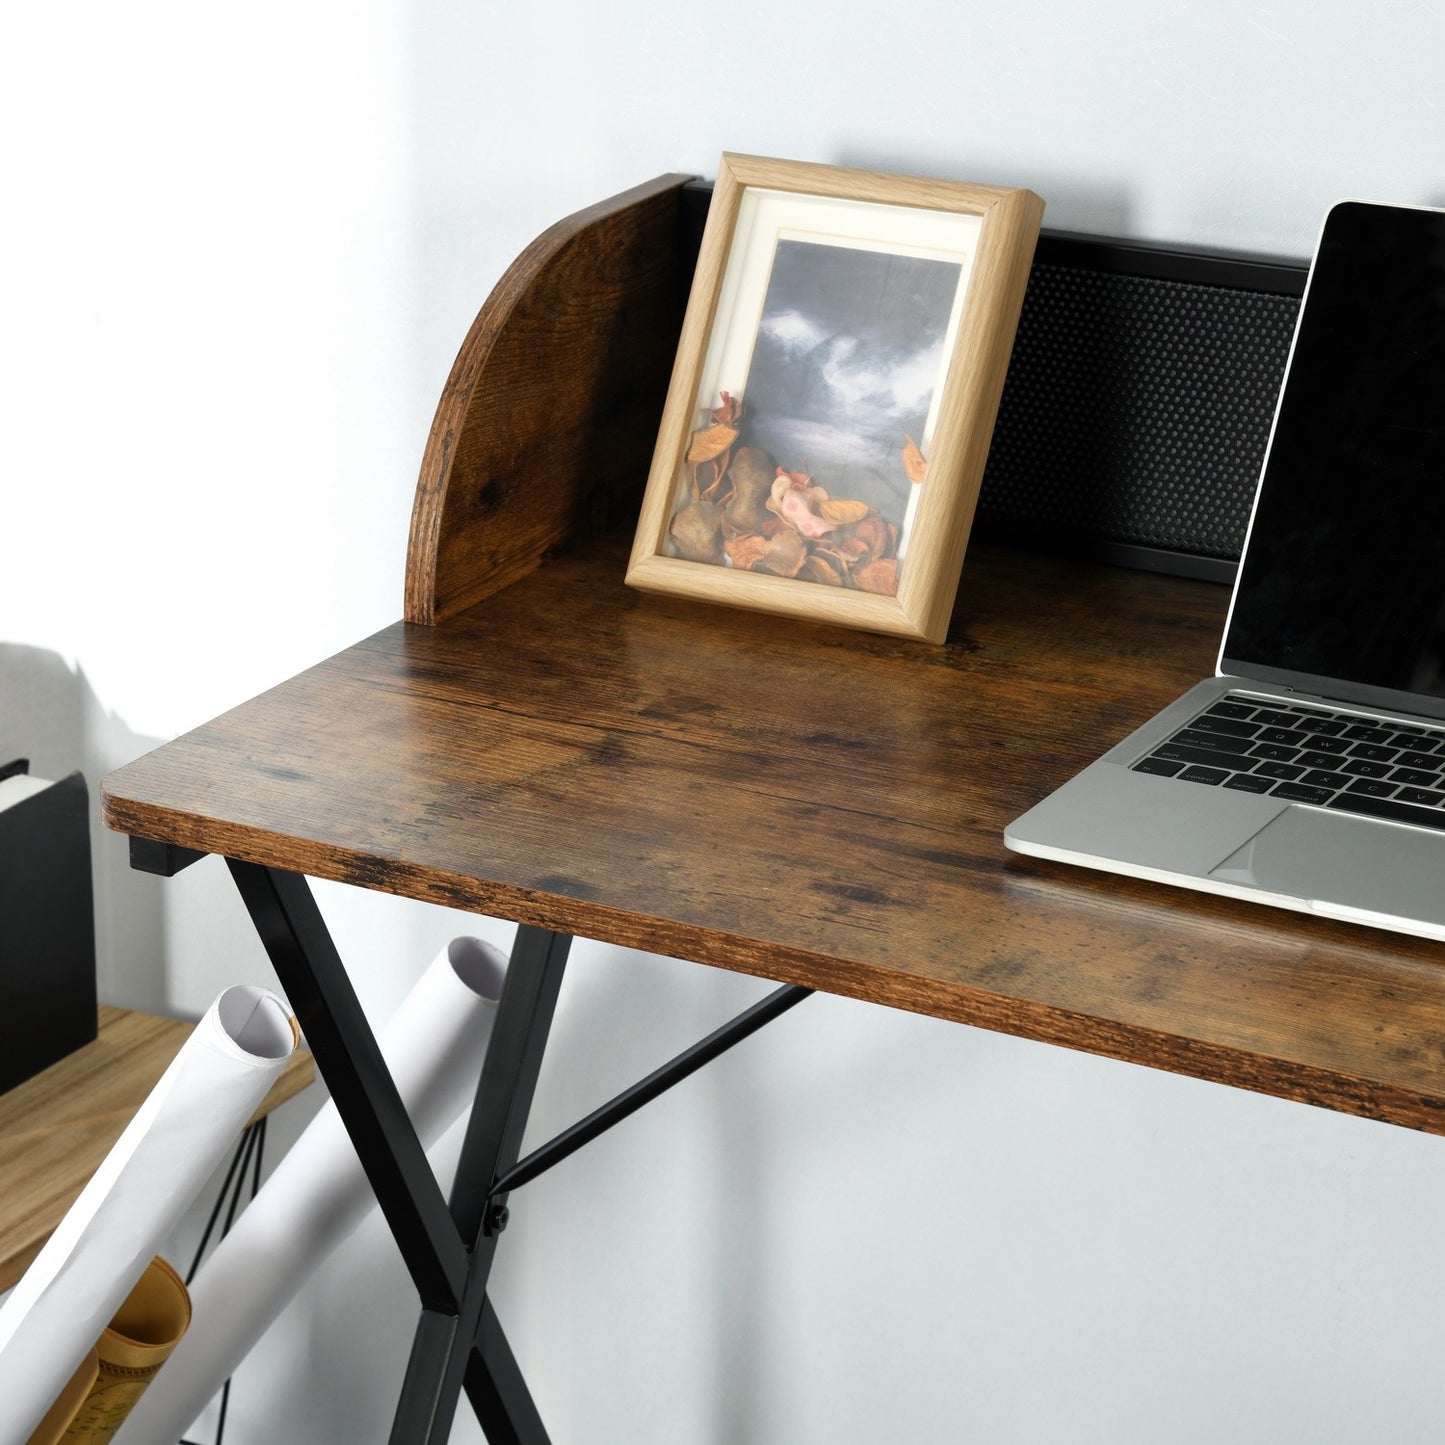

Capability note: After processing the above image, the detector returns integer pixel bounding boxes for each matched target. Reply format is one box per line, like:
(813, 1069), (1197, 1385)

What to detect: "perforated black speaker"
(976, 233), (1308, 580)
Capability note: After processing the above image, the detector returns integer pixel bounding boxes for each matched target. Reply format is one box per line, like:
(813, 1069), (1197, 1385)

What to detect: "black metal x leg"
(219, 859), (811, 1442)
(228, 863), (468, 1312)
(392, 924), (570, 1441)
(467, 1296), (550, 1445)
(227, 862), (563, 1443)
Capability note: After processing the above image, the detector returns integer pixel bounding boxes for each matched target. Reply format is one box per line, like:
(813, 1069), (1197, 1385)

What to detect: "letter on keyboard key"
(1394, 786), (1445, 806)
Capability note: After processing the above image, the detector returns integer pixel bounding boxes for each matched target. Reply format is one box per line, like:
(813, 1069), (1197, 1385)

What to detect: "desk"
(97, 175), (1445, 1441)
(0, 1007), (314, 1293)
(100, 535), (1445, 1131)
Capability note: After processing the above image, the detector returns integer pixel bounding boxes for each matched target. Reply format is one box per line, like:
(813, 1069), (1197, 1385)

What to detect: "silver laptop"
(1005, 199), (1445, 943)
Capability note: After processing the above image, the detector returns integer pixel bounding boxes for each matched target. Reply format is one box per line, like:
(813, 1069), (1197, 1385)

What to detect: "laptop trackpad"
(1208, 804), (1445, 930)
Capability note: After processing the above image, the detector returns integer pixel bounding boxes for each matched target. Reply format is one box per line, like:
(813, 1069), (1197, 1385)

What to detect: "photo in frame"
(627, 154), (1044, 643)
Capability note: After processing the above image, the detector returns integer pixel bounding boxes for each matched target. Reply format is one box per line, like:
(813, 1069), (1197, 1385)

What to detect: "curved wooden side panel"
(405, 173), (696, 624)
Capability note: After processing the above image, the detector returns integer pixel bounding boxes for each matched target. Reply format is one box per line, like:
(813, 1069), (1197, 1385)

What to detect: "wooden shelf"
(0, 1006), (315, 1293)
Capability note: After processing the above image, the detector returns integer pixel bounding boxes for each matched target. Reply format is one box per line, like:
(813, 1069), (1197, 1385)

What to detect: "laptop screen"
(1220, 201), (1445, 717)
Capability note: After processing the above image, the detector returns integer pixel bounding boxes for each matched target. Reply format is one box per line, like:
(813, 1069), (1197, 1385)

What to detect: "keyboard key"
(1271, 782), (1334, 804)
(1249, 742), (1301, 762)
(1133, 756), (1185, 777)
(1171, 730), (1261, 759)
(1299, 718), (1347, 735)
(1341, 758), (1392, 777)
(1346, 777), (1397, 797)
(1328, 790), (1445, 831)
(1224, 773), (1276, 794)
(1155, 742), (1257, 771)
(1388, 727), (1434, 743)
(1294, 734), (1349, 754)
(1301, 769), (1351, 790)
(1395, 786), (1445, 806)
(1297, 749), (1351, 768)
(1205, 700), (1258, 720)
(1342, 725), (1395, 744)
(1346, 742), (1398, 762)
(1253, 709), (1302, 728)
(1186, 714), (1260, 739)
(1256, 726), (1307, 745)
(1179, 766), (1229, 785)
(1390, 767), (1440, 787)
(1394, 751), (1442, 771)
(1254, 760), (1305, 780)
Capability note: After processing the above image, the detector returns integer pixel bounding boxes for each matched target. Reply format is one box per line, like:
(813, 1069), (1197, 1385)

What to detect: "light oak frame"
(627, 153), (1044, 643)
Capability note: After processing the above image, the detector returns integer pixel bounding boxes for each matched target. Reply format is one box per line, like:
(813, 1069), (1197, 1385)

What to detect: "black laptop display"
(1222, 202), (1445, 716)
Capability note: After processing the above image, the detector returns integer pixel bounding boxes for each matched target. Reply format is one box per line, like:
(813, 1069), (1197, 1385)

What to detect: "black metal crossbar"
(489, 982), (812, 1200)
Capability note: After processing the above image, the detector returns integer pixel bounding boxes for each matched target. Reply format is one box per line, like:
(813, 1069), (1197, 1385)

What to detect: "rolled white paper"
(119, 935), (507, 1443)
(0, 984), (297, 1442)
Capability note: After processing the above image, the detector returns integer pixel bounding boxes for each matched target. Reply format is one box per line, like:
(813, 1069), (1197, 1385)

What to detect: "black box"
(0, 759), (98, 1092)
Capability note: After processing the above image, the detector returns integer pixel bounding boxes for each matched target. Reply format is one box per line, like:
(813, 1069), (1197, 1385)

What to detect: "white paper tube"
(0, 984), (296, 1443)
(118, 935), (507, 1443)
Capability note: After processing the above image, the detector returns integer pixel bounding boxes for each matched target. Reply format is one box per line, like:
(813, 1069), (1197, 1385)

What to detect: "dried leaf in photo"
(854, 557), (899, 595)
(669, 498), (724, 563)
(686, 422), (740, 465)
(902, 434), (927, 486)
(722, 447), (774, 533)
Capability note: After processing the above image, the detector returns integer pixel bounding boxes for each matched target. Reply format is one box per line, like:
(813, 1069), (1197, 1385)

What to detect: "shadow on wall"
(0, 642), (169, 1010)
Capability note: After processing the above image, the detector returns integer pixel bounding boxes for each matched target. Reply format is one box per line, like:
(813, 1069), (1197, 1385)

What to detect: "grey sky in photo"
(741, 239), (964, 528)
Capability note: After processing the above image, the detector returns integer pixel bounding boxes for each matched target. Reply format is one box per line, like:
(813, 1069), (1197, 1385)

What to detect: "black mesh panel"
(978, 252), (1304, 565)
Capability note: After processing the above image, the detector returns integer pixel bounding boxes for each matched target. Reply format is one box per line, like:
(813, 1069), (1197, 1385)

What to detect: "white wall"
(6, 2), (1445, 1440)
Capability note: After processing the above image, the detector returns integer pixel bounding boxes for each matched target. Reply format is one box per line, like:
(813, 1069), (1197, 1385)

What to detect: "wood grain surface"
(0, 1007), (314, 1292)
(102, 538), (1445, 1134)
(405, 173), (694, 625)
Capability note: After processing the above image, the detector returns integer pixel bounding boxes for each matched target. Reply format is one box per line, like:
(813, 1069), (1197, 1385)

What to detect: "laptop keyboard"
(1131, 693), (1445, 833)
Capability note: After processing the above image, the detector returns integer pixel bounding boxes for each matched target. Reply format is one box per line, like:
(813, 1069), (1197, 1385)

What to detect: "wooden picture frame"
(626, 154), (1044, 644)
